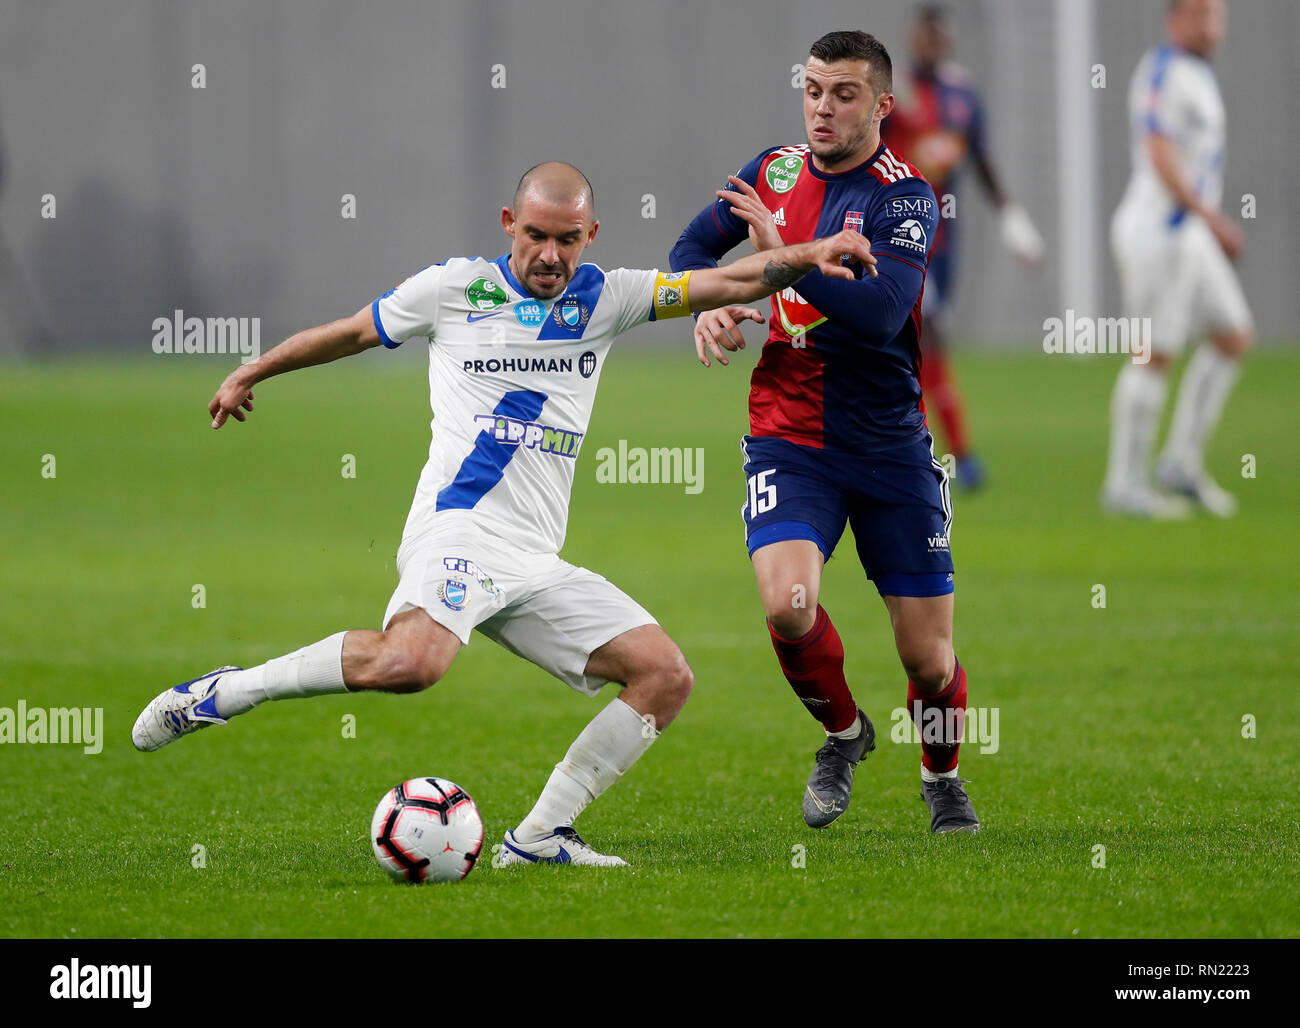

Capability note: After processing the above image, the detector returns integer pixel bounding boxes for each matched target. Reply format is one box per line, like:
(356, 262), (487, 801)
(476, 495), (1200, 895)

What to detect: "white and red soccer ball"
(370, 777), (484, 884)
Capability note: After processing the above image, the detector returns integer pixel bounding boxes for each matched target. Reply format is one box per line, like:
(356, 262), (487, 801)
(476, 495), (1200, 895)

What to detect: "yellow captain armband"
(651, 270), (693, 320)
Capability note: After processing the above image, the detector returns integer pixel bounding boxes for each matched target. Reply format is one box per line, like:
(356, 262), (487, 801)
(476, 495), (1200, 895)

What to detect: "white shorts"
(381, 528), (657, 696)
(1111, 210), (1253, 357)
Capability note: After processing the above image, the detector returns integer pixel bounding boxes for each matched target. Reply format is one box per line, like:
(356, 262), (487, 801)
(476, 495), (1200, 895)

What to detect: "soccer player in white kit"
(132, 162), (874, 867)
(1103, 0), (1252, 518)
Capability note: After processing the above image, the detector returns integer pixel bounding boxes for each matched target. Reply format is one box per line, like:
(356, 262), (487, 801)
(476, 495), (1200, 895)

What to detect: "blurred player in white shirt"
(131, 162), (873, 867)
(1104, 0), (1251, 518)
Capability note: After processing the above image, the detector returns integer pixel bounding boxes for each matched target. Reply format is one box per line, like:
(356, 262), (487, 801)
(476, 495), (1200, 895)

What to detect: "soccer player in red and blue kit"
(670, 30), (979, 833)
(882, 5), (1043, 489)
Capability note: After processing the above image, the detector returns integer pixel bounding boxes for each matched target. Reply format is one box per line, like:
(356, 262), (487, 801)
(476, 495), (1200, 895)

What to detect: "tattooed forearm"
(760, 260), (805, 291)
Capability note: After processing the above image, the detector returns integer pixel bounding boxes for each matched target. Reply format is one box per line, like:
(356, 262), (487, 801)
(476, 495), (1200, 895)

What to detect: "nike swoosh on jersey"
(466, 310), (506, 323)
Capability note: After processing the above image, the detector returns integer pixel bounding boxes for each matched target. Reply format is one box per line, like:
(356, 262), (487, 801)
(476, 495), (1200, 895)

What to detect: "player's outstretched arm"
(208, 307), (382, 429)
(689, 231), (876, 312)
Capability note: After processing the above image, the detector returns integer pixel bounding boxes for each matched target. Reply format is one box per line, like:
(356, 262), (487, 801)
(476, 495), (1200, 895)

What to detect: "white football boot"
(1155, 460), (1238, 518)
(498, 827), (628, 867)
(1101, 484), (1193, 520)
(131, 666), (241, 752)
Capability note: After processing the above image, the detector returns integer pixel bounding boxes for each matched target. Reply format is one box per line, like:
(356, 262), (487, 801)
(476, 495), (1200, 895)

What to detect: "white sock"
(213, 631), (349, 717)
(1161, 345), (1239, 476)
(922, 764), (959, 783)
(1105, 362), (1167, 495)
(827, 715), (862, 740)
(515, 697), (659, 843)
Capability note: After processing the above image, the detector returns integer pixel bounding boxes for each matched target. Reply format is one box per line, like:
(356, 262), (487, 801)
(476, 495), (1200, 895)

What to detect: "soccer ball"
(370, 777), (485, 884)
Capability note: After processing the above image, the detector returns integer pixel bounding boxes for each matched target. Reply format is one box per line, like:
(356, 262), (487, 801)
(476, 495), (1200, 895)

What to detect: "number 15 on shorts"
(747, 470), (777, 516)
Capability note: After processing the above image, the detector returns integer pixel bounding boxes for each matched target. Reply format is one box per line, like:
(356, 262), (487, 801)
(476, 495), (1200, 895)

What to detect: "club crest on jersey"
(438, 578), (469, 611)
(765, 155), (804, 194)
(579, 351), (597, 379)
(550, 295), (591, 334)
(843, 210), (865, 232)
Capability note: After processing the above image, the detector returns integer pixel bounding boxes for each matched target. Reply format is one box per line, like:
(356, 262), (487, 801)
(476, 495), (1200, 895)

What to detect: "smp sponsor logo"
(884, 195), (935, 219)
(151, 310), (260, 363)
(463, 356), (573, 375)
(890, 704), (1000, 755)
(1, 701), (103, 754)
(594, 440), (704, 495)
(1042, 309), (1152, 365)
(473, 414), (583, 457)
(50, 960), (151, 1008)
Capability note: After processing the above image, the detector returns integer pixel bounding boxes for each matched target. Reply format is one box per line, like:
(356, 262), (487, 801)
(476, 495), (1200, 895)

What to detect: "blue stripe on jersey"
(1143, 44), (1176, 134)
(372, 289), (398, 348)
(536, 264), (605, 340)
(494, 254), (529, 296)
(435, 389), (549, 512)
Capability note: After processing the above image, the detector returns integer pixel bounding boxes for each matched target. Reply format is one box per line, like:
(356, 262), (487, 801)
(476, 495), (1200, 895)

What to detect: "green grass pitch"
(2, 343), (1297, 938)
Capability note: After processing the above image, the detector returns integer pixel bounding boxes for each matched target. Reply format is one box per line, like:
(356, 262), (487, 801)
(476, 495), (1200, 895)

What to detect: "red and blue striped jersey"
(670, 141), (938, 452)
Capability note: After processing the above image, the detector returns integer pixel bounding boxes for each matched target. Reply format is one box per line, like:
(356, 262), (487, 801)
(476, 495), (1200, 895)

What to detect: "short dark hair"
(808, 30), (893, 96)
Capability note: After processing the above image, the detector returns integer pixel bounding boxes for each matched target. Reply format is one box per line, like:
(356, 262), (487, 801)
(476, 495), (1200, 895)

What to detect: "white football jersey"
(372, 255), (691, 556)
(1117, 43), (1227, 228)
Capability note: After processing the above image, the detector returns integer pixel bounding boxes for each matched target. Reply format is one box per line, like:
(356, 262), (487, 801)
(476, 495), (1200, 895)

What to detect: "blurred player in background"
(0, 98), (53, 355)
(1103, 0), (1250, 518)
(882, 4), (1043, 490)
(131, 161), (872, 867)
(672, 30), (980, 834)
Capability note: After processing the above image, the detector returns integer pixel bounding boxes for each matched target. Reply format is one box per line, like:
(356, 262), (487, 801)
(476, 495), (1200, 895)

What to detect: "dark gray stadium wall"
(0, 0), (1294, 353)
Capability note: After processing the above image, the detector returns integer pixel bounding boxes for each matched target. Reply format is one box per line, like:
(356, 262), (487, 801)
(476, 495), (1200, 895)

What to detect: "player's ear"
(586, 219), (599, 247)
(501, 207), (516, 237)
(875, 91), (895, 121)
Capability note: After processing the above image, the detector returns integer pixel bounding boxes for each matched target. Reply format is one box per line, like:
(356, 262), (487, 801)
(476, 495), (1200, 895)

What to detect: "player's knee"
(1145, 351), (1173, 374)
(647, 646), (693, 710)
(901, 645), (954, 694)
(377, 641), (449, 693)
(766, 602), (816, 640)
(1213, 327), (1252, 359)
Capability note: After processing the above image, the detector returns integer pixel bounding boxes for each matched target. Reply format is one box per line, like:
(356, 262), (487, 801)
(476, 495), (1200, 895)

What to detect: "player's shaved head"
(1165, 0), (1225, 57)
(513, 162), (596, 219)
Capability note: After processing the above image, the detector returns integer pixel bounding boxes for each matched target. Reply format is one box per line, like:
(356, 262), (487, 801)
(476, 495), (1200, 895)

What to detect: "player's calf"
(341, 609), (461, 693)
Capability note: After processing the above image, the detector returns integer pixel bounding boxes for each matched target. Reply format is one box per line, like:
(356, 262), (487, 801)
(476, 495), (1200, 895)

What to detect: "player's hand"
(999, 203), (1044, 267)
(717, 176), (785, 253)
(1206, 209), (1245, 260)
(807, 230), (878, 280)
(209, 368), (257, 429)
(694, 306), (765, 368)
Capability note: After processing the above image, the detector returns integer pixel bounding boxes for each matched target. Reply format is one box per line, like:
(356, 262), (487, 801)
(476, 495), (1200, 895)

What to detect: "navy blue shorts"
(740, 434), (954, 597)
